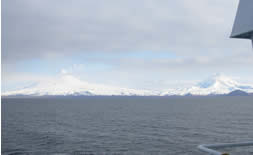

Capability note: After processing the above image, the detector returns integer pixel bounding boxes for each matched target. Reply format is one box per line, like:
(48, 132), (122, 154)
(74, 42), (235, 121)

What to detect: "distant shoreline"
(2, 94), (253, 99)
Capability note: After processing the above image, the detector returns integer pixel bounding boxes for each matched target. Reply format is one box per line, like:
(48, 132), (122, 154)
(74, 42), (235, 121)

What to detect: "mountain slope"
(2, 74), (253, 96)
(227, 90), (249, 96)
(162, 74), (253, 96)
(2, 74), (157, 96)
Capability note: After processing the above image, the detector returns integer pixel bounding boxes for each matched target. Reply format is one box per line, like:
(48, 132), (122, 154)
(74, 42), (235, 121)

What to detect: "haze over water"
(2, 96), (253, 155)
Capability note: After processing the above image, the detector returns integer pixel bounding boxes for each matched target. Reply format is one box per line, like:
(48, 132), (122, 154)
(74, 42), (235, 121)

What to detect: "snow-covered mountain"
(2, 74), (253, 96)
(162, 74), (253, 96)
(2, 74), (157, 96)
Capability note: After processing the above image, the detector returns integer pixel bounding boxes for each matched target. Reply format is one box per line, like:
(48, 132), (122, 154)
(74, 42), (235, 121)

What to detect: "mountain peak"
(185, 74), (253, 95)
(2, 74), (156, 96)
(197, 74), (238, 89)
(2, 74), (253, 96)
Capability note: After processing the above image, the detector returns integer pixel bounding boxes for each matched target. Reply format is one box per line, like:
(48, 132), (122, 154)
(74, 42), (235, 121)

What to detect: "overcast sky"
(2, 0), (253, 92)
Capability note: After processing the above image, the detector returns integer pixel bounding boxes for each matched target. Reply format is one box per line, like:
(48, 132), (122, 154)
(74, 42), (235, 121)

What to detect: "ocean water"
(2, 96), (253, 155)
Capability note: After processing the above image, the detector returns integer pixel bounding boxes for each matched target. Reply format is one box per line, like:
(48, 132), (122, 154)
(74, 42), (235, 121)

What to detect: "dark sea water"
(2, 96), (253, 155)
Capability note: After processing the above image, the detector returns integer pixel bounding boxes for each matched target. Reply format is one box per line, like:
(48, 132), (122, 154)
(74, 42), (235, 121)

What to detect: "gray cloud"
(3, 0), (253, 92)
(2, 0), (248, 64)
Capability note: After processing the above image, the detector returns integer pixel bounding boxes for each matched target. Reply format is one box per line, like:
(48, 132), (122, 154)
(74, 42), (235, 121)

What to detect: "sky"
(2, 0), (253, 92)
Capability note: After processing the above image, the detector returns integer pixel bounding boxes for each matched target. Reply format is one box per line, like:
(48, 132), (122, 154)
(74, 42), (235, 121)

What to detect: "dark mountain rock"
(227, 90), (249, 96)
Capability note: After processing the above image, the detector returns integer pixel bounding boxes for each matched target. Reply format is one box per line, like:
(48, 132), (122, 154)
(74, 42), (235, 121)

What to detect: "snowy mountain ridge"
(2, 74), (157, 96)
(2, 74), (253, 96)
(163, 74), (253, 96)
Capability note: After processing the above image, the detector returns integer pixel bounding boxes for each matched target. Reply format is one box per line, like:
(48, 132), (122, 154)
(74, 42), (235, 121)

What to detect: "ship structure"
(231, 0), (253, 47)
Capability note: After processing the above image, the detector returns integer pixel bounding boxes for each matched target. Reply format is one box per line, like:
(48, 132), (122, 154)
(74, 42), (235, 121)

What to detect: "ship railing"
(197, 141), (253, 155)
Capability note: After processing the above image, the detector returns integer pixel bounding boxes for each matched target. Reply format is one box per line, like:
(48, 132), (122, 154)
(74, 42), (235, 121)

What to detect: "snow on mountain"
(162, 74), (253, 96)
(2, 73), (253, 96)
(2, 74), (157, 96)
